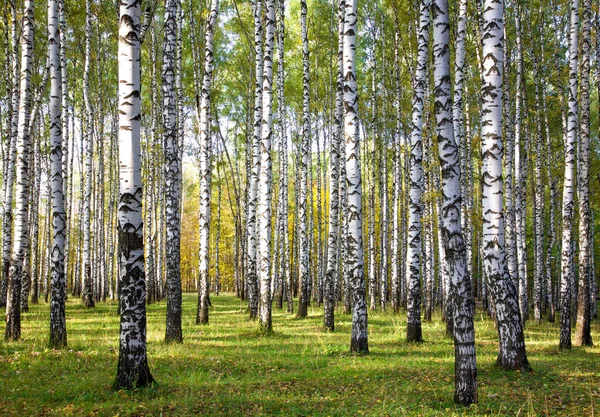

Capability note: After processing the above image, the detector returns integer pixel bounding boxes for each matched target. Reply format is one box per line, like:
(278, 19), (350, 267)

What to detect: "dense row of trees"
(0, 0), (598, 403)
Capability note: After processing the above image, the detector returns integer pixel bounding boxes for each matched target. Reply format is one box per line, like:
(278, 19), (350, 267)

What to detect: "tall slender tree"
(197, 0), (219, 325)
(559, 0), (579, 350)
(480, 0), (530, 370)
(246, 0), (263, 320)
(48, 0), (67, 348)
(114, 0), (154, 389)
(1, 1), (20, 309)
(574, 0), (593, 347)
(432, 0), (477, 403)
(82, 0), (95, 307)
(5, 0), (34, 341)
(297, 0), (311, 318)
(257, 0), (276, 334)
(343, 0), (368, 354)
(406, 0), (430, 343)
(163, 0), (183, 341)
(324, 0), (345, 332)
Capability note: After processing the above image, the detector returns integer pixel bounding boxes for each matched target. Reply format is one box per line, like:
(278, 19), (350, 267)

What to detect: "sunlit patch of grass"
(0, 293), (598, 416)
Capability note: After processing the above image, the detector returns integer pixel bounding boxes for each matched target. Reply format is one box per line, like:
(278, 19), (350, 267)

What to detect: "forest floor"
(0, 293), (599, 416)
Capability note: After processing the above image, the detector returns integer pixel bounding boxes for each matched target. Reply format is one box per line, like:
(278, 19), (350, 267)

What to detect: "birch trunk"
(5, 0), (34, 341)
(432, 0), (477, 402)
(406, 0), (430, 343)
(1, 2), (21, 308)
(48, 0), (67, 348)
(82, 0), (95, 308)
(297, 0), (310, 318)
(114, 0), (154, 389)
(197, 0), (219, 325)
(533, 64), (544, 324)
(324, 0), (345, 330)
(559, 0), (578, 350)
(257, 0), (275, 333)
(513, 8), (526, 323)
(390, 26), (402, 314)
(481, 0), (530, 370)
(163, 0), (183, 340)
(343, 0), (368, 353)
(246, 0), (263, 320)
(275, 0), (292, 315)
(574, 0), (592, 346)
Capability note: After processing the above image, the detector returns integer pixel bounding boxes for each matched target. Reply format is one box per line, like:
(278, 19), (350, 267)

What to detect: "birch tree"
(257, 0), (275, 334)
(48, 0), (67, 348)
(480, 0), (530, 370)
(1, 1), (20, 308)
(297, 0), (310, 318)
(574, 0), (592, 347)
(559, 0), (578, 350)
(197, 0), (219, 325)
(432, 0), (477, 402)
(163, 0), (183, 341)
(324, 0), (345, 332)
(406, 0), (430, 343)
(114, 0), (154, 389)
(5, 0), (34, 341)
(82, 0), (95, 308)
(343, 0), (368, 353)
(246, 0), (263, 320)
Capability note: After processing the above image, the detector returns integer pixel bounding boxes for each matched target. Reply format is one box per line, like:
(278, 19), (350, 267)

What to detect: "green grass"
(0, 293), (599, 416)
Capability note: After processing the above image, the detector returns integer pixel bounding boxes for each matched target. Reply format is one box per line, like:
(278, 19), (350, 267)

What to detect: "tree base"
(350, 336), (369, 354)
(83, 295), (95, 308)
(406, 323), (423, 343)
(296, 300), (308, 318)
(113, 365), (155, 391)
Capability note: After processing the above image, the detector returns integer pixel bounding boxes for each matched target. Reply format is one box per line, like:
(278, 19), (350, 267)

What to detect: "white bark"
(114, 0), (153, 388)
(323, 0), (343, 329)
(197, 0), (219, 325)
(574, 0), (592, 346)
(257, 0), (276, 333)
(82, 0), (95, 307)
(297, 0), (310, 318)
(481, 0), (530, 370)
(5, 0), (34, 341)
(343, 0), (368, 353)
(48, 0), (67, 348)
(246, 0), (263, 320)
(406, 0), (430, 342)
(559, 0), (578, 350)
(164, 0), (183, 339)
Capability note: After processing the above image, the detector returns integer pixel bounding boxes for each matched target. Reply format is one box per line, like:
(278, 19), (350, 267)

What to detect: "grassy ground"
(0, 293), (598, 416)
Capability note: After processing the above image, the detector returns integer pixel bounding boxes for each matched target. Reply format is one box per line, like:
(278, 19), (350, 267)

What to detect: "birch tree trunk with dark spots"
(390, 26), (402, 314)
(559, 0), (578, 350)
(406, 0), (430, 343)
(574, 0), (593, 347)
(257, 0), (275, 334)
(163, 0), (183, 341)
(48, 0), (67, 348)
(246, 0), (263, 320)
(480, 0), (530, 370)
(324, 0), (345, 331)
(0, 1), (20, 309)
(343, 0), (368, 354)
(197, 0), (219, 325)
(297, 0), (310, 319)
(432, 0), (477, 403)
(5, 0), (34, 341)
(114, 0), (154, 389)
(82, 0), (95, 308)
